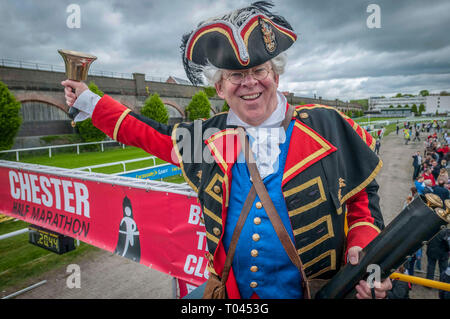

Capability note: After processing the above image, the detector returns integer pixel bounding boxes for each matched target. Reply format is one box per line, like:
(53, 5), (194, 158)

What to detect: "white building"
(369, 95), (450, 115)
(425, 95), (450, 115)
(369, 96), (425, 110)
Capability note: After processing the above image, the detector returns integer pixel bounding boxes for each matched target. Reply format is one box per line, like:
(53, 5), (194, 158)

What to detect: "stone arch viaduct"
(0, 64), (362, 142)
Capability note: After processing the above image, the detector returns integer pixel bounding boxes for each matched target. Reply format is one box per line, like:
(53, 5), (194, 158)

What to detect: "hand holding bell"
(58, 49), (97, 126)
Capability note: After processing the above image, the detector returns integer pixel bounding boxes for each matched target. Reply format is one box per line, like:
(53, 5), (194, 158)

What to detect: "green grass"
(0, 226), (99, 292)
(381, 123), (397, 137)
(0, 145), (186, 294)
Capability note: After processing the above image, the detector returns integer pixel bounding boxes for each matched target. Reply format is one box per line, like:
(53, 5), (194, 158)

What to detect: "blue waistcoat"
(222, 121), (303, 299)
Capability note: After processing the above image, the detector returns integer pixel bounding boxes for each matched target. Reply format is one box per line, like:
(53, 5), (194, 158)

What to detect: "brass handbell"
(424, 193), (443, 208)
(58, 49), (97, 127)
(422, 193), (450, 222)
(440, 199), (450, 223)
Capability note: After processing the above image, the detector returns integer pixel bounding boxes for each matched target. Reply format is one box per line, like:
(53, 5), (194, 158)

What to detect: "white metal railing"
(74, 156), (157, 173)
(0, 228), (29, 241)
(0, 140), (125, 161)
(358, 116), (448, 127)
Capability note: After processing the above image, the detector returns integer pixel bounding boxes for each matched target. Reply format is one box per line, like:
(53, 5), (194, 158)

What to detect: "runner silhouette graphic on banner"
(114, 196), (141, 262)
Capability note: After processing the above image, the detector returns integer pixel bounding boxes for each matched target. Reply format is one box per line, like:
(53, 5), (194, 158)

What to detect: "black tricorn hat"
(180, 1), (297, 85)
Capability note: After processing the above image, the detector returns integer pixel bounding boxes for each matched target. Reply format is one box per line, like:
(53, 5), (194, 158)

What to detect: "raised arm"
(61, 80), (178, 165)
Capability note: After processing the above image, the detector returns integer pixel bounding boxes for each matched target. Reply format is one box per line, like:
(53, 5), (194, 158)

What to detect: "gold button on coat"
(255, 202), (263, 209)
(300, 112), (309, 119)
(250, 281), (258, 288)
(213, 227), (221, 236)
(253, 217), (261, 225)
(251, 249), (258, 257)
(213, 185), (221, 194)
(252, 233), (260, 242)
(250, 266), (258, 272)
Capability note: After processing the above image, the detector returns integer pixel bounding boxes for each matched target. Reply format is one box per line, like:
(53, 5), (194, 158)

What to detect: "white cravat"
(227, 91), (288, 179)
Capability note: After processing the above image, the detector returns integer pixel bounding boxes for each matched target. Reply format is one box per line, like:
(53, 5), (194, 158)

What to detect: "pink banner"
(0, 166), (209, 287)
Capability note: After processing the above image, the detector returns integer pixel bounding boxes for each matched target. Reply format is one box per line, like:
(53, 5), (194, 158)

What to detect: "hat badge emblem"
(259, 18), (277, 53)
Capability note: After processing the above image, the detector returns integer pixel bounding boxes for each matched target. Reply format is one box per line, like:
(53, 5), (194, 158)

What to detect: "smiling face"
(215, 61), (279, 127)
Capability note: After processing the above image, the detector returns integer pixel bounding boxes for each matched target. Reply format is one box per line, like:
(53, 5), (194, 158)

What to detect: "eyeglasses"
(224, 66), (272, 85)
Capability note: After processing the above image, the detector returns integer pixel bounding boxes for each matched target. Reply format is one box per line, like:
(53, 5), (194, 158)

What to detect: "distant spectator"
(415, 248), (422, 271)
(414, 176), (425, 195)
(404, 129), (410, 145)
(403, 187), (419, 209)
(437, 144), (449, 163)
(410, 186), (418, 198)
(423, 167), (436, 186)
(444, 152), (450, 164)
(431, 160), (441, 180)
(431, 150), (439, 162)
(439, 266), (450, 299)
(412, 151), (422, 180)
(403, 196), (413, 210)
(387, 266), (410, 299)
(413, 128), (420, 142)
(424, 154), (433, 168)
(426, 228), (450, 281)
(431, 179), (450, 203)
(375, 138), (381, 155)
(438, 168), (449, 185)
(414, 175), (432, 195)
(406, 250), (418, 276)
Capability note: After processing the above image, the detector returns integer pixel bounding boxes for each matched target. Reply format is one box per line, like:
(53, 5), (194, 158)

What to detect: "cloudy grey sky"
(1, 0), (449, 101)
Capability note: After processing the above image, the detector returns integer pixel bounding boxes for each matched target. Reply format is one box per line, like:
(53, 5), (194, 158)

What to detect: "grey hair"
(202, 52), (288, 85)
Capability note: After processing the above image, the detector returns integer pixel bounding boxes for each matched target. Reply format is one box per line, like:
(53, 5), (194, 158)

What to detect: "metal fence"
(0, 140), (125, 161)
(74, 156), (157, 173)
(0, 58), (170, 83)
(358, 116), (448, 127)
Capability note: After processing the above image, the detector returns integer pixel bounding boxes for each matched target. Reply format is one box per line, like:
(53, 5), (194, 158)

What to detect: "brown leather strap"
(220, 185), (256, 285)
(282, 105), (295, 131)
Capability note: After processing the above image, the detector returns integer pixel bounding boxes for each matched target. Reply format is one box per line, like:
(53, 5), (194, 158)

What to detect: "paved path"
(3, 130), (442, 299)
(375, 130), (439, 299)
(376, 131), (414, 225)
(6, 249), (173, 299)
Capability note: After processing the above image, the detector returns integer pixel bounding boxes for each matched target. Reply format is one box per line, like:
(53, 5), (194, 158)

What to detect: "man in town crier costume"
(62, 1), (392, 299)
